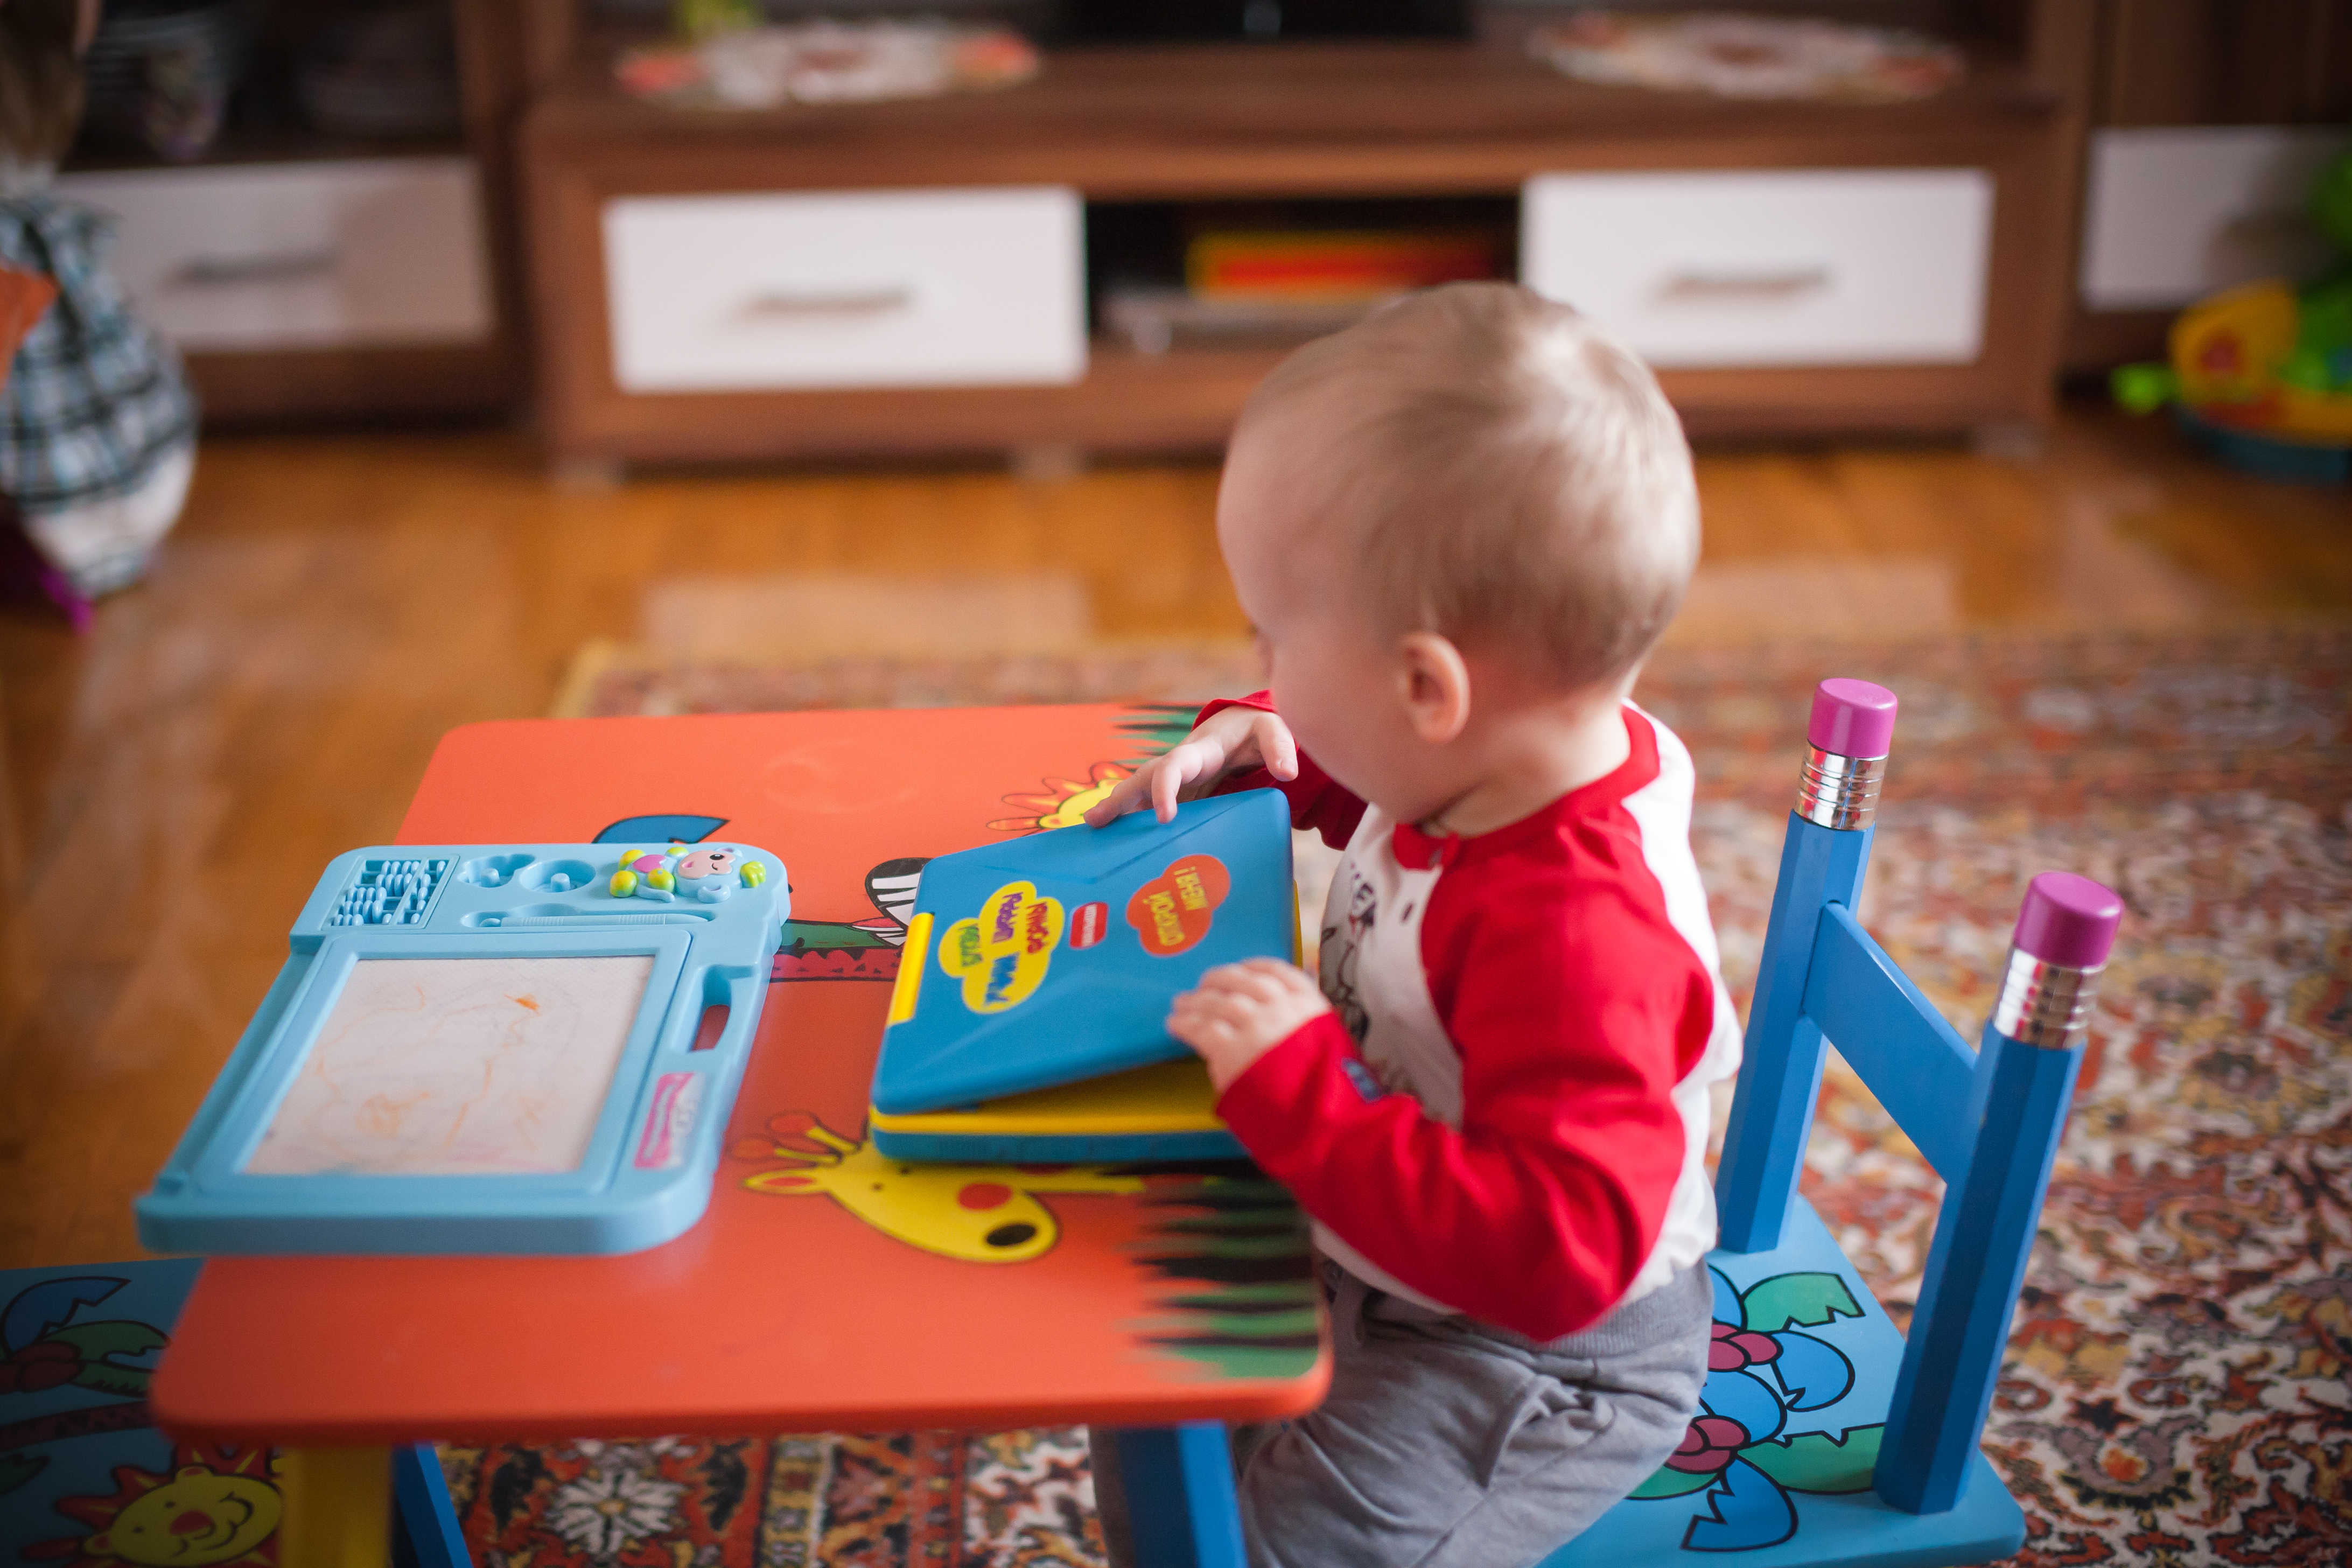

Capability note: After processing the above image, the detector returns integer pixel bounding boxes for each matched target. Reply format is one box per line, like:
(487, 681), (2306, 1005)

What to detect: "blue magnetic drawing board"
(868, 790), (1292, 1158)
(136, 843), (787, 1256)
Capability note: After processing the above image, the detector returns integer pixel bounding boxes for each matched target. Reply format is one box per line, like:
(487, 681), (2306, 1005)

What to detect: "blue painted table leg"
(1113, 1423), (1248, 1568)
(1715, 815), (1874, 1252)
(391, 1443), (472, 1568)
(1878, 1027), (2083, 1513)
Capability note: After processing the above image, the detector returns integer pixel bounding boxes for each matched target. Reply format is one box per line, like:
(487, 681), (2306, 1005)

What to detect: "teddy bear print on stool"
(608, 845), (768, 904)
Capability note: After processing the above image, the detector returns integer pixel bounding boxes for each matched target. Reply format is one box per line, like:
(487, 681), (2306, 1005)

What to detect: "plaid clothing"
(0, 192), (196, 515)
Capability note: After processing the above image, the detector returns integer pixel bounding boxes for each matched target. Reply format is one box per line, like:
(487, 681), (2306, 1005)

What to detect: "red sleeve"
(1193, 691), (1366, 850)
(1214, 856), (1703, 1341)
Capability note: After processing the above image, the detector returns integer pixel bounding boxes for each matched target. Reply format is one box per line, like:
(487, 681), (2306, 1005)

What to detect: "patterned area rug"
(492, 625), (2351, 1567)
(437, 1430), (1099, 1568)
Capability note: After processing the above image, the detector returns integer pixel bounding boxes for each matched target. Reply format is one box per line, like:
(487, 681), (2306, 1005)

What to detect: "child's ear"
(1395, 632), (1472, 744)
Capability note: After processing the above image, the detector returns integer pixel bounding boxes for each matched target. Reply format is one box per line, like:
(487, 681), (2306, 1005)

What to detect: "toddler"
(1087, 283), (1739, 1567)
(1, 0), (199, 619)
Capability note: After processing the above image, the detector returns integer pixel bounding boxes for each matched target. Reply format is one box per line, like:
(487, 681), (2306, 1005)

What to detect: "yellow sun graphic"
(990, 761), (1133, 834)
(33, 1445), (281, 1568)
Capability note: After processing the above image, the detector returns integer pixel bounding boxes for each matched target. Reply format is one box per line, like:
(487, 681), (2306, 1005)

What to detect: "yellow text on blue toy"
(939, 880), (1063, 1014)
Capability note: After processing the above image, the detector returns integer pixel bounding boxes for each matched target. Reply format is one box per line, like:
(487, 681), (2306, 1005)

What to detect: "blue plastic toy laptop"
(867, 789), (1293, 1162)
(135, 842), (786, 1256)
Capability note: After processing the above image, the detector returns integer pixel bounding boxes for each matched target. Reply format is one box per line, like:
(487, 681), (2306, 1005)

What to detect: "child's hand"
(1168, 958), (1331, 1094)
(1083, 704), (1298, 826)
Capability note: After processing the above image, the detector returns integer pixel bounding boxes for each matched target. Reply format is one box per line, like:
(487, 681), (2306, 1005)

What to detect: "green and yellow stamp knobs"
(610, 844), (767, 903)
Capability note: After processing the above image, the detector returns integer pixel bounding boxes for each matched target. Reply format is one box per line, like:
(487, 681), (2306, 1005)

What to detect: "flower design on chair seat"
(1630, 1266), (1887, 1552)
(1666, 1415), (1753, 1475)
(1709, 1321), (1782, 1373)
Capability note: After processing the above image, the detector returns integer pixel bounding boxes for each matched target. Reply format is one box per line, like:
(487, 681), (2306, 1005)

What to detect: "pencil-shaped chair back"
(1716, 678), (1898, 1252)
(1713, 680), (2122, 1515)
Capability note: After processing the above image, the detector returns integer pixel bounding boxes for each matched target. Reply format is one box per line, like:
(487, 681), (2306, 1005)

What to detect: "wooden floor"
(2, 403), (2347, 1269)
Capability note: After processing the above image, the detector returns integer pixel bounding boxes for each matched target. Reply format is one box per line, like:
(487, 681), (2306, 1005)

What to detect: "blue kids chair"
(1544, 678), (2123, 1568)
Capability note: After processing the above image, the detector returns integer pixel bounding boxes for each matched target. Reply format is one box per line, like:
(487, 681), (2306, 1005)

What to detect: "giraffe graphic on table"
(734, 1113), (1141, 1263)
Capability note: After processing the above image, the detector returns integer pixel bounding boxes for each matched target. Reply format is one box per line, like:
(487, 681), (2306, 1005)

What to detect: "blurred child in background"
(0, 0), (198, 626)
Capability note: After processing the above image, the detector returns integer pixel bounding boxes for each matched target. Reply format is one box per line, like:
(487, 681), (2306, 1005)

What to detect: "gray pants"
(1093, 1261), (1711, 1568)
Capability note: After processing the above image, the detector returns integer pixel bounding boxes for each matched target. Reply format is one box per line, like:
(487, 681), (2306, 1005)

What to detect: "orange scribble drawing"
(241, 955), (651, 1176)
(356, 1090), (430, 1138)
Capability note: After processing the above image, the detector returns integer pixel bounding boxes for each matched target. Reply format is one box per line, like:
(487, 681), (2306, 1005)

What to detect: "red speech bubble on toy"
(1124, 853), (1231, 957)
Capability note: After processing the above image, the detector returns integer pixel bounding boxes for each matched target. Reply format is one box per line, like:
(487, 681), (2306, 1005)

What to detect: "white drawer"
(603, 186), (1086, 393)
(54, 158), (494, 352)
(1521, 169), (1992, 368)
(2080, 127), (2349, 310)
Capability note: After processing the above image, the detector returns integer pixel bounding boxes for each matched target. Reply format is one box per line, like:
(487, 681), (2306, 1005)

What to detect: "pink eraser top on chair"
(1807, 679), (1899, 758)
(2014, 872), (2124, 969)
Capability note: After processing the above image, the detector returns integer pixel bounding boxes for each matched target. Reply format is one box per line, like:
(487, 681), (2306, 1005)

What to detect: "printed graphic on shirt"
(939, 880), (1063, 1013)
(1319, 871), (1377, 1045)
(1338, 1057), (1387, 1103)
(1124, 853), (1230, 957)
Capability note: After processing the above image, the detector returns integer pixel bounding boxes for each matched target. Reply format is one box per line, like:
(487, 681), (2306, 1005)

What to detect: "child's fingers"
(1082, 762), (1158, 827)
(1158, 738), (1233, 820)
(1083, 743), (1213, 827)
(1168, 999), (1240, 1031)
(1166, 1006), (1240, 1051)
(1187, 963), (1276, 1002)
(1251, 712), (1299, 781)
(1171, 988), (1256, 1024)
(1226, 958), (1321, 1002)
(1087, 705), (1284, 827)
(1233, 956), (1313, 986)
(1151, 752), (1189, 823)
(1194, 964), (1289, 1006)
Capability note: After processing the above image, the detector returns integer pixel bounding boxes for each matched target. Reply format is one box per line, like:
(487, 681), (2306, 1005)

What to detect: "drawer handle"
(1658, 268), (1832, 302)
(169, 250), (340, 288)
(738, 286), (914, 320)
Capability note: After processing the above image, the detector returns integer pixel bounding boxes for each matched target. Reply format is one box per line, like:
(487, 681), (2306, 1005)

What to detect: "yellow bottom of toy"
(869, 1056), (1227, 1139)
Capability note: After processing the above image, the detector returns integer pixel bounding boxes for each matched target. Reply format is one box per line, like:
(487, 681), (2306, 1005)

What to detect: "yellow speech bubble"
(939, 879), (1064, 1014)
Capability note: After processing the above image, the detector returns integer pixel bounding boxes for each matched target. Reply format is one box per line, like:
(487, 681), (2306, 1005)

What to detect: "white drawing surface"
(244, 954), (655, 1175)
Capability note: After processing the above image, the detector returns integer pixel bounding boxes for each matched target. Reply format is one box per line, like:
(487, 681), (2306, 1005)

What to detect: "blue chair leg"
(390, 1443), (471, 1568)
(1878, 1026), (2083, 1512)
(1112, 1423), (1248, 1568)
(1715, 814), (1875, 1252)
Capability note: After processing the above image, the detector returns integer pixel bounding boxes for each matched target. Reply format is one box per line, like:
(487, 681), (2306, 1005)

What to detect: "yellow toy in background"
(2169, 282), (2299, 407)
(2114, 148), (2352, 481)
(2157, 280), (2352, 440)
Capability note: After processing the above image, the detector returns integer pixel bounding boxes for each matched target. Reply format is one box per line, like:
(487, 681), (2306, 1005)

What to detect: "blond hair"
(0, 0), (86, 164)
(1240, 283), (1698, 694)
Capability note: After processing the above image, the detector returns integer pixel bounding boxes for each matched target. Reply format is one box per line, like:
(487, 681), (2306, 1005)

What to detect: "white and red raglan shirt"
(1201, 693), (1742, 1343)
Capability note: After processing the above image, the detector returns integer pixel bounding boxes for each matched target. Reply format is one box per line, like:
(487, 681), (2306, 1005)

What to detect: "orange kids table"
(150, 705), (1331, 1568)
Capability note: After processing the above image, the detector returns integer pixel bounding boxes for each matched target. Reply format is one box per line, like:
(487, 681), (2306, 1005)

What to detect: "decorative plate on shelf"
(1528, 11), (1963, 104)
(615, 22), (1039, 111)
